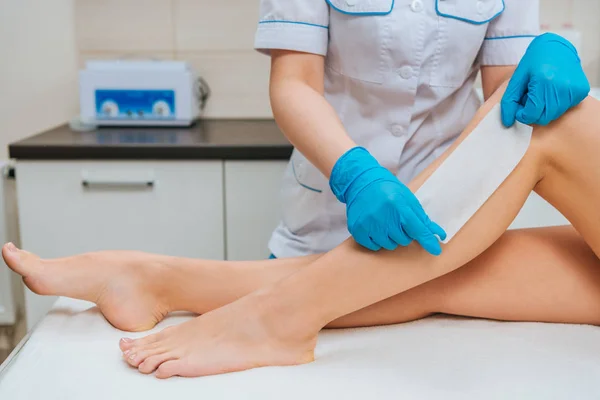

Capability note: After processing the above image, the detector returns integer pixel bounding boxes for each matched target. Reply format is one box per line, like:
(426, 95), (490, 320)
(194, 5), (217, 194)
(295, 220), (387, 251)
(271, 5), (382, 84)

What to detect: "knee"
(531, 96), (600, 171)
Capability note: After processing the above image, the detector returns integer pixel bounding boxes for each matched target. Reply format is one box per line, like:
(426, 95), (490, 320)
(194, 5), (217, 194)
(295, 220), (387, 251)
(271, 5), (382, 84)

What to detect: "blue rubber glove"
(329, 147), (446, 255)
(501, 33), (590, 128)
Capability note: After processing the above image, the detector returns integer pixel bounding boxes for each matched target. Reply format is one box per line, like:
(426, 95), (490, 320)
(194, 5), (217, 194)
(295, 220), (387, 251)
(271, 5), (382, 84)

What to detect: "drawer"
(16, 161), (224, 259)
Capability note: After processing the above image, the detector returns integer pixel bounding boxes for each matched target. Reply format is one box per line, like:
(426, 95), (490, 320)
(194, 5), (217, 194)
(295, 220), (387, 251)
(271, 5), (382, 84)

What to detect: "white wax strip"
(415, 104), (533, 243)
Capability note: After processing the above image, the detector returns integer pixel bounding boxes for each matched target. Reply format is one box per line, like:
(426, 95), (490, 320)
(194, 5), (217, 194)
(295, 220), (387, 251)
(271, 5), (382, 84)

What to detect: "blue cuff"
(535, 32), (580, 60)
(329, 147), (380, 203)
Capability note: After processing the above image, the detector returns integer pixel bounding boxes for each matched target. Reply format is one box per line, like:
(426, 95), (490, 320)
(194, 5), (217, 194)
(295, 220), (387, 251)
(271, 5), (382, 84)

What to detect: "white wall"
(0, 0), (79, 159)
(540, 0), (600, 87)
(0, 0), (78, 325)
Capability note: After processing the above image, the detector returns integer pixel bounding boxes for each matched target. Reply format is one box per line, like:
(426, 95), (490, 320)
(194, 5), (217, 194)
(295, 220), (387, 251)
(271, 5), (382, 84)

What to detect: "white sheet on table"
(1, 297), (600, 399)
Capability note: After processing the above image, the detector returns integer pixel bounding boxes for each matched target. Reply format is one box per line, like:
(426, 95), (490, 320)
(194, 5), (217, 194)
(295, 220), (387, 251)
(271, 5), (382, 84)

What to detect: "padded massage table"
(1, 298), (600, 399)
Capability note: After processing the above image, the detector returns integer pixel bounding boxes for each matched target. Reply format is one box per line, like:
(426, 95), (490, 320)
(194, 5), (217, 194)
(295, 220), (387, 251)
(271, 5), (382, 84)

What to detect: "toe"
(124, 340), (166, 368)
(123, 350), (138, 367)
(124, 350), (148, 368)
(126, 332), (160, 349)
(123, 350), (146, 368)
(138, 353), (176, 374)
(119, 338), (135, 351)
(2, 243), (23, 274)
(155, 360), (182, 379)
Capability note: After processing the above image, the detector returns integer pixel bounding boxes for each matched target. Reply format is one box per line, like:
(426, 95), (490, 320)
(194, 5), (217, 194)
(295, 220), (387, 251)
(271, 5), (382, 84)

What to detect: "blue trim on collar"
(435, 0), (505, 25)
(258, 20), (329, 29)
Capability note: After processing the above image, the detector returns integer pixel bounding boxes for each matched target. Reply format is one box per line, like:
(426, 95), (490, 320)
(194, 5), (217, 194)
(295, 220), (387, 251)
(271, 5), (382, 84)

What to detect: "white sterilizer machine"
(79, 60), (210, 127)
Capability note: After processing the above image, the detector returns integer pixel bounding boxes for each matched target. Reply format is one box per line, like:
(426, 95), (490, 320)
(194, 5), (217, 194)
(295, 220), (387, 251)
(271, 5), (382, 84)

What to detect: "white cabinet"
(16, 161), (224, 328)
(225, 161), (287, 260)
(0, 163), (16, 326)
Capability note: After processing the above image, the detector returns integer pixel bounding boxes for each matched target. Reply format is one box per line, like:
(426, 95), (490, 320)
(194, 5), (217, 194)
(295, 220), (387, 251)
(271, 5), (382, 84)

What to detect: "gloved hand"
(501, 33), (590, 127)
(329, 147), (446, 255)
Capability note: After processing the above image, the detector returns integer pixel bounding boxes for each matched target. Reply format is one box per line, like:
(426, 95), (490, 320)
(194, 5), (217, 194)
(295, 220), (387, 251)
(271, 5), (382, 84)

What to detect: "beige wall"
(0, 0), (78, 159)
(540, 0), (600, 86)
(75, 0), (271, 119)
(74, 1), (600, 120)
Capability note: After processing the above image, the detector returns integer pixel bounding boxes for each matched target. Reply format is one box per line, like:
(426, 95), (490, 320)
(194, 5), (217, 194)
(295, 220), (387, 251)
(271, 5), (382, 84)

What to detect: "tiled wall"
(74, 0), (600, 119)
(75, 0), (271, 118)
(540, 0), (600, 87)
(2, 0), (78, 159)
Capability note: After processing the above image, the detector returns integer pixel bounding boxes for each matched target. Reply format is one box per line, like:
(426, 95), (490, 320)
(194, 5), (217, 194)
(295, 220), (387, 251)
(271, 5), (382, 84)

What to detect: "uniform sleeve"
(480, 0), (540, 66)
(254, 0), (330, 56)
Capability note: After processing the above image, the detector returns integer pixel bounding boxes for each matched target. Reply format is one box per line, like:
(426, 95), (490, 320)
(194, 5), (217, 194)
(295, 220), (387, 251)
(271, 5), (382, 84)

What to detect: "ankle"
(161, 257), (238, 313)
(249, 287), (323, 345)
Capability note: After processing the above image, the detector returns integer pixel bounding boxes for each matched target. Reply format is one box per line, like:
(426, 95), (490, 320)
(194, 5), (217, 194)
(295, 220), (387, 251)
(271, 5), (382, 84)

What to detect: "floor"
(0, 314), (26, 365)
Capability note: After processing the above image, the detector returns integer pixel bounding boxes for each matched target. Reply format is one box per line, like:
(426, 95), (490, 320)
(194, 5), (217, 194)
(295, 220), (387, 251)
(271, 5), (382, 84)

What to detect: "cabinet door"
(0, 166), (16, 325)
(17, 161), (224, 328)
(225, 161), (287, 260)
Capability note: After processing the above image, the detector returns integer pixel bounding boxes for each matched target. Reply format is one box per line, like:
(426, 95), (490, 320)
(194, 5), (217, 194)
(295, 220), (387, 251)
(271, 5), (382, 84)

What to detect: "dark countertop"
(9, 119), (293, 160)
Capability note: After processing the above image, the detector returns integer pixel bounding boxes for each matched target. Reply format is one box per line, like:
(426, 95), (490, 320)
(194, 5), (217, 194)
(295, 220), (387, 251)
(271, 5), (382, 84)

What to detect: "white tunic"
(255, 0), (540, 258)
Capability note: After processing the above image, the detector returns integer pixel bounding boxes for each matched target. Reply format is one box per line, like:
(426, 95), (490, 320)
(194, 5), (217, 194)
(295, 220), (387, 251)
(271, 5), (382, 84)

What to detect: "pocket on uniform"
(280, 151), (328, 235)
(325, 0), (395, 84)
(326, 0), (394, 15)
(429, 0), (504, 88)
(291, 152), (326, 194)
(435, 0), (504, 24)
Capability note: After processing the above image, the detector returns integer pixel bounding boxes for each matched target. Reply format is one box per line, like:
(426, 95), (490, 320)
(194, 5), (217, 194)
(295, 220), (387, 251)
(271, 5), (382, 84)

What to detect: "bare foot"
(2, 243), (171, 331)
(119, 293), (318, 378)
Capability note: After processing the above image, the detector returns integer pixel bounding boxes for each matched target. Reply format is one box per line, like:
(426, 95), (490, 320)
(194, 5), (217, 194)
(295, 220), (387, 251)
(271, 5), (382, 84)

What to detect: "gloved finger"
(371, 231), (398, 251)
(515, 81), (545, 125)
(536, 84), (559, 126)
(501, 64), (528, 127)
(389, 227), (412, 247)
(416, 233), (442, 256)
(406, 199), (446, 242)
(548, 83), (573, 125)
(428, 221), (447, 242)
(352, 229), (381, 251)
(402, 211), (442, 256)
(572, 77), (591, 105)
(408, 203), (447, 242)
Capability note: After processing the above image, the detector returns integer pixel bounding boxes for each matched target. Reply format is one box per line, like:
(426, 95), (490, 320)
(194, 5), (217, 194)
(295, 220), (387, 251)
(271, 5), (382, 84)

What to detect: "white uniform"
(255, 0), (539, 258)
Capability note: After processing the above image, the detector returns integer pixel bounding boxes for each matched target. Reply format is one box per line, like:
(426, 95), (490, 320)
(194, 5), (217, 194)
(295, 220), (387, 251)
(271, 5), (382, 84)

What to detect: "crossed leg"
(5, 225), (600, 331)
(4, 82), (600, 378)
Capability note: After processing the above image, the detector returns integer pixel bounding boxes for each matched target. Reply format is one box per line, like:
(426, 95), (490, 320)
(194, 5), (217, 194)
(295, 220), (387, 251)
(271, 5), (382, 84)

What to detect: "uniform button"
(397, 65), (414, 79)
(410, 0), (423, 12)
(346, 0), (357, 6)
(476, 0), (485, 14)
(391, 125), (406, 137)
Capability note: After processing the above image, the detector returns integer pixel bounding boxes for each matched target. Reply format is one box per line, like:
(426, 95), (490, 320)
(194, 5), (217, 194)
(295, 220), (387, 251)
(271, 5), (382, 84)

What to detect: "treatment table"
(1, 297), (600, 399)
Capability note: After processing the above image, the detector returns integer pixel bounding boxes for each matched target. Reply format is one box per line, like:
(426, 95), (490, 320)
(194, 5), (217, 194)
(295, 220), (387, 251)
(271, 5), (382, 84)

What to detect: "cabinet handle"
(81, 179), (155, 188)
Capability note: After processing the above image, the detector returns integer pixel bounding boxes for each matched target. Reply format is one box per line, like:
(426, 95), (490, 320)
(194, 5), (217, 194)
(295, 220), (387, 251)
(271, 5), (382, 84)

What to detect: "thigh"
(434, 225), (600, 325)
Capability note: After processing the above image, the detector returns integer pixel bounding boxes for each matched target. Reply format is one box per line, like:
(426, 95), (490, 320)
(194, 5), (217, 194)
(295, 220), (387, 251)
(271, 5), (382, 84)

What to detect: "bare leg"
(6, 223), (600, 332)
(0, 246), (319, 331)
(114, 85), (600, 377)
(7, 224), (600, 331)
(5, 84), (600, 376)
